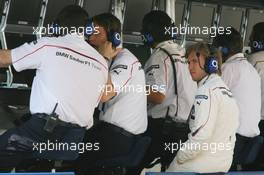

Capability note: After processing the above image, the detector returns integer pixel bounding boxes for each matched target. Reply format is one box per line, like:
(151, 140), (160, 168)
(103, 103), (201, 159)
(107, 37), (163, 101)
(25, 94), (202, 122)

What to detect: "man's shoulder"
(249, 51), (264, 65)
(114, 48), (139, 66)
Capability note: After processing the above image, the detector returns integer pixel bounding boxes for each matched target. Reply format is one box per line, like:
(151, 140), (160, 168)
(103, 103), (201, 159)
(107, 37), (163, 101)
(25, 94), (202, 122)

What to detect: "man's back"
(144, 40), (196, 121)
(11, 34), (108, 128)
(100, 48), (147, 135)
(221, 53), (261, 137)
(248, 51), (264, 120)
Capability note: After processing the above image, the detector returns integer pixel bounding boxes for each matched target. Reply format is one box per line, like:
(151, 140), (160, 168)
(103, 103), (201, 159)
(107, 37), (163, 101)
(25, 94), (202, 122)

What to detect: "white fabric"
(168, 74), (239, 173)
(248, 51), (264, 120)
(11, 34), (108, 129)
(221, 53), (261, 137)
(144, 40), (196, 121)
(100, 49), (147, 135)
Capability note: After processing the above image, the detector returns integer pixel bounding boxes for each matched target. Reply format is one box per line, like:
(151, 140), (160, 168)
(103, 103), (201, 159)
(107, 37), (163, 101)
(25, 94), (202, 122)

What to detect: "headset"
(108, 29), (121, 47)
(204, 56), (218, 74)
(220, 46), (229, 57)
(142, 32), (154, 46)
(252, 41), (264, 51)
(85, 19), (95, 37)
(204, 45), (218, 74)
(49, 20), (61, 36)
(197, 45), (218, 74)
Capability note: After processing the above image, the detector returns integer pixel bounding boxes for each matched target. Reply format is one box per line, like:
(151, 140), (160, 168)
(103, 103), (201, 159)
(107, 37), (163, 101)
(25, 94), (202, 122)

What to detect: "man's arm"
(100, 74), (117, 102)
(145, 53), (168, 105)
(176, 88), (217, 164)
(0, 50), (12, 68)
(147, 89), (165, 104)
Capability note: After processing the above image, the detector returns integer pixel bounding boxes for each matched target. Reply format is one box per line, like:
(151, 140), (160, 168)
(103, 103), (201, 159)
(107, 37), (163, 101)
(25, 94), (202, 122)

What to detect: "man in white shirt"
(128, 11), (196, 174)
(248, 22), (264, 136)
(247, 22), (264, 165)
(0, 5), (107, 169)
(213, 27), (261, 164)
(168, 42), (239, 173)
(75, 13), (147, 175)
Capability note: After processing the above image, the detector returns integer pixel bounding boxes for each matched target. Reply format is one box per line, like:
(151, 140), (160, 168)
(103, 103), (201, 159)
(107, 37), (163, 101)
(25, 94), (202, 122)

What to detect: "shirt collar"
(197, 74), (217, 88)
(225, 53), (245, 63)
(65, 33), (85, 40)
(154, 40), (174, 50)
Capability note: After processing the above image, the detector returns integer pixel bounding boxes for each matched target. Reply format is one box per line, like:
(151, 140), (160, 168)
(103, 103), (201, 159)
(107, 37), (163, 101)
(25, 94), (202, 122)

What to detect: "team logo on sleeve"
(111, 64), (128, 75)
(145, 65), (160, 74)
(195, 95), (208, 100)
(111, 64), (128, 70)
(113, 70), (121, 75)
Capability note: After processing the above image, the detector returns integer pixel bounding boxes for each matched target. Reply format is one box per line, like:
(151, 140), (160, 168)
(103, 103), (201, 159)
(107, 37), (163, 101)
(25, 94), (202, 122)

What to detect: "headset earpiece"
(204, 44), (219, 74)
(109, 30), (121, 47)
(221, 46), (229, 56)
(204, 56), (218, 74)
(50, 20), (60, 36)
(85, 19), (95, 37)
(142, 32), (154, 46)
(252, 41), (264, 51)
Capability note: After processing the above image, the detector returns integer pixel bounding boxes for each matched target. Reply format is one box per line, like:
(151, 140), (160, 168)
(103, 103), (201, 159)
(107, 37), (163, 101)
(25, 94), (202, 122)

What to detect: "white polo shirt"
(99, 49), (148, 135)
(144, 40), (197, 122)
(11, 34), (108, 129)
(222, 53), (261, 137)
(248, 51), (264, 120)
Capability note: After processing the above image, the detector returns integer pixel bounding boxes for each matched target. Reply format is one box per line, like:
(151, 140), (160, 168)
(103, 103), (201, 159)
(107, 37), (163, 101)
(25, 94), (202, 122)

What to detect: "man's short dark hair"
(92, 13), (121, 38)
(212, 27), (243, 57)
(142, 10), (174, 43)
(250, 22), (264, 52)
(55, 5), (89, 30)
(251, 22), (264, 42)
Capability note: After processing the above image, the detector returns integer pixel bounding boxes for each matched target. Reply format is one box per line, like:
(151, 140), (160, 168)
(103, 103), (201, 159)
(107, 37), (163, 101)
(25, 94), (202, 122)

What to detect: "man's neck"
(98, 43), (119, 60)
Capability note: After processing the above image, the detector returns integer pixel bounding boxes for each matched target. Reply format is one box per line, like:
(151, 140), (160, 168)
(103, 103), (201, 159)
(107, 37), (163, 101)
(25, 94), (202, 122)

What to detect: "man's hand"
(147, 88), (165, 104)
(0, 50), (12, 68)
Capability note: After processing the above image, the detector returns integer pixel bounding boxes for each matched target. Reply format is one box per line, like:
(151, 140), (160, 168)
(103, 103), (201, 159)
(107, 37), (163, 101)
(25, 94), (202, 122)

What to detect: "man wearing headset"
(213, 27), (261, 165)
(248, 22), (264, 137)
(75, 13), (147, 175)
(0, 5), (108, 169)
(168, 42), (239, 173)
(129, 11), (196, 174)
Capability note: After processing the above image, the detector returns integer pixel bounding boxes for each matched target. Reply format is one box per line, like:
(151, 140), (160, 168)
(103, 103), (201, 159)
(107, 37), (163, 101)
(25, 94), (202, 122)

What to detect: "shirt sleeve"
(110, 58), (139, 95)
(176, 87), (218, 163)
(11, 38), (47, 72)
(144, 51), (168, 95)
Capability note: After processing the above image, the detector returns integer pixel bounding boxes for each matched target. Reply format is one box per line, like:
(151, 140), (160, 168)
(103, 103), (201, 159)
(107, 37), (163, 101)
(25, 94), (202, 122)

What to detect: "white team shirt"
(168, 74), (239, 173)
(222, 53), (261, 137)
(100, 49), (147, 135)
(11, 34), (108, 129)
(144, 40), (197, 122)
(248, 51), (264, 120)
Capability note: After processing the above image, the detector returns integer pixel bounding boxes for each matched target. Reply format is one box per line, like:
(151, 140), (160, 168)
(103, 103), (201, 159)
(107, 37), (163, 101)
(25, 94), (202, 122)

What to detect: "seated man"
(167, 42), (239, 173)
(0, 5), (107, 169)
(75, 13), (147, 175)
